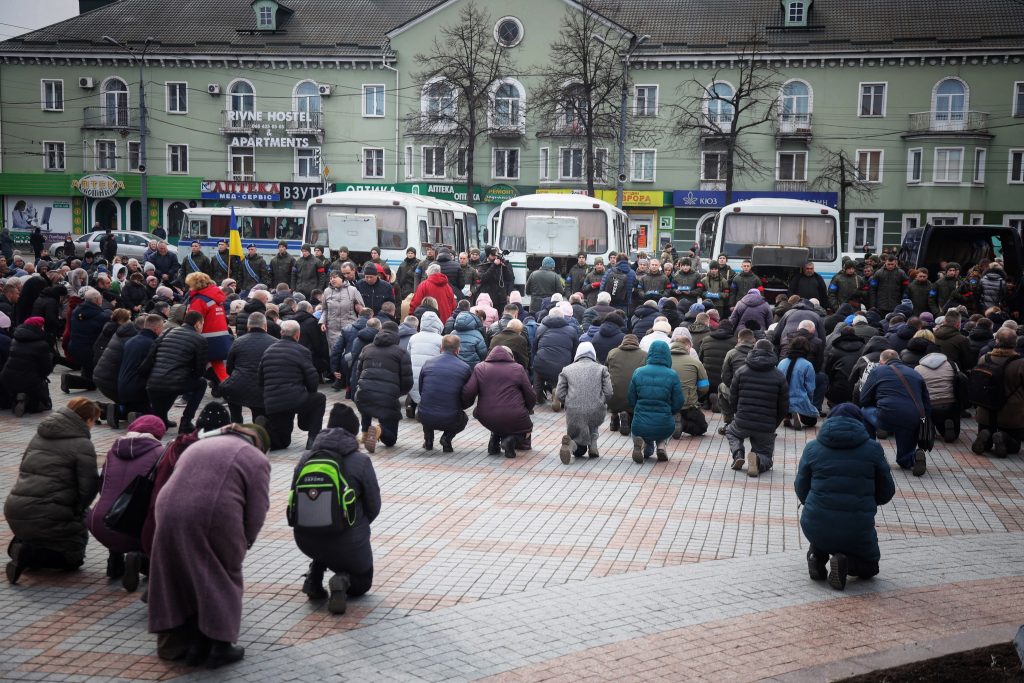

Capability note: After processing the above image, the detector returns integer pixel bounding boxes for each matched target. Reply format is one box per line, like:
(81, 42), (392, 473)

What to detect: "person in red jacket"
(186, 272), (230, 382)
(408, 263), (457, 325)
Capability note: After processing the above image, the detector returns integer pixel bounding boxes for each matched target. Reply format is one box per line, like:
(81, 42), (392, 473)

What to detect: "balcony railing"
(489, 121), (525, 138)
(774, 180), (808, 192)
(907, 111), (990, 135)
(776, 113), (812, 136)
(405, 114), (456, 135)
(700, 117), (733, 136)
(286, 111), (323, 134)
(82, 106), (139, 130)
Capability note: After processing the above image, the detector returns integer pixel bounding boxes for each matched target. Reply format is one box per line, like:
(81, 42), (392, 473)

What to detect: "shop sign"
(227, 110), (313, 148)
(5, 195), (75, 237)
(72, 174), (124, 198)
(596, 190), (665, 207)
(201, 180), (280, 201)
(333, 182), (487, 203)
(672, 189), (838, 209)
(281, 182), (328, 202)
(483, 183), (518, 203)
(536, 188), (591, 195)
(659, 216), (673, 230)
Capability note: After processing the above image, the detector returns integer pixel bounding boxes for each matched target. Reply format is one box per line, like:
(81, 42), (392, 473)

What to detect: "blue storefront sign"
(672, 189), (838, 209)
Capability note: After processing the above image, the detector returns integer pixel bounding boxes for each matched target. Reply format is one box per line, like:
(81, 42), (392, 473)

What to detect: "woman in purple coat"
(85, 415), (166, 593)
(147, 424), (271, 669)
(462, 345), (536, 459)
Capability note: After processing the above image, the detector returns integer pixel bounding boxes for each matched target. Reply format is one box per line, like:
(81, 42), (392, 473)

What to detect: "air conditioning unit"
(318, 84), (332, 96)
(207, 83), (221, 95)
(79, 76), (95, 89)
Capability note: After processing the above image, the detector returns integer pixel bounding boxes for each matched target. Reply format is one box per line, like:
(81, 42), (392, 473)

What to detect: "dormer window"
(259, 6), (273, 26)
(250, 0), (292, 31)
(783, 0), (810, 27)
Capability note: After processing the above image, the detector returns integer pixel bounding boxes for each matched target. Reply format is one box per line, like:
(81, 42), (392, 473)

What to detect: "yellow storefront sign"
(596, 190), (665, 207)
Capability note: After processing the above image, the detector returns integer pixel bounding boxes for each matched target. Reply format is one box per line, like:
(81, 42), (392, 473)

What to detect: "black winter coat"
(146, 251), (179, 283)
(118, 281), (148, 312)
(698, 328), (734, 390)
(270, 252), (296, 288)
(587, 319), (625, 364)
(0, 323), (53, 389)
(355, 278), (396, 315)
(354, 327), (413, 422)
(17, 274), (49, 325)
(92, 323), (138, 402)
(533, 316), (580, 381)
(68, 301), (111, 368)
(220, 328), (276, 410)
(141, 324), (207, 395)
(395, 256), (419, 301)
(729, 347), (789, 433)
(823, 334), (866, 405)
(720, 342), (753, 389)
(630, 305), (660, 338)
(236, 299), (267, 337)
(31, 287), (64, 339)
(117, 330), (157, 406)
(417, 351), (473, 429)
(884, 324), (917, 354)
(258, 336), (319, 412)
(291, 310), (330, 373)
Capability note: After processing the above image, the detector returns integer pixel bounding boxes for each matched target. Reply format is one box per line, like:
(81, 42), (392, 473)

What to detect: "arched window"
(492, 80), (524, 129)
(780, 80), (811, 130)
(558, 82), (587, 130)
(422, 79), (456, 122)
(706, 82), (735, 127)
(294, 80), (321, 116)
(102, 77), (129, 127)
(933, 78), (967, 129)
(228, 79), (255, 113)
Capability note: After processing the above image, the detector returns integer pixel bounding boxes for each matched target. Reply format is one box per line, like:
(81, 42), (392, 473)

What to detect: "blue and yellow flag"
(228, 206), (244, 259)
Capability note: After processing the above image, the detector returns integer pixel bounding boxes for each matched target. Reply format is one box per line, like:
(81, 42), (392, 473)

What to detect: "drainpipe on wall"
(381, 41), (400, 183)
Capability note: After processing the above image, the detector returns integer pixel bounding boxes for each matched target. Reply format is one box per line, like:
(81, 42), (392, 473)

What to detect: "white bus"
(703, 198), (842, 297)
(304, 191), (479, 266)
(494, 193), (629, 296)
(180, 207), (306, 258)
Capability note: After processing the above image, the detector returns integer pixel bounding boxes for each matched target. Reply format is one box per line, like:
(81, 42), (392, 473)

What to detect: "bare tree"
(671, 37), (782, 203)
(532, 1), (634, 195)
(412, 2), (515, 203)
(811, 148), (878, 229)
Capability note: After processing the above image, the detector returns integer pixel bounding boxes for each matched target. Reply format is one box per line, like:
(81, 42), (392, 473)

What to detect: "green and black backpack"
(287, 452), (357, 531)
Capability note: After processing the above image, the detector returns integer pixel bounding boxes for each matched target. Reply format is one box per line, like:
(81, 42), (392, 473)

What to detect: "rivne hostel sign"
(228, 111), (314, 147)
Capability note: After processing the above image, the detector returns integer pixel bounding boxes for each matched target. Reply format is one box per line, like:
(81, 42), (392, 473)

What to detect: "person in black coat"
(823, 327), (865, 407)
(219, 311), (276, 424)
(294, 403), (382, 612)
(62, 289), (112, 391)
(584, 312), (626, 364)
(141, 311), (208, 432)
(118, 272), (149, 314)
(146, 242), (179, 284)
(435, 247), (464, 296)
(475, 250), (514, 311)
(117, 314), (164, 417)
(30, 284), (65, 342)
(92, 318), (140, 424)
(355, 264), (395, 315)
(29, 228), (45, 261)
(726, 340), (789, 475)
(630, 302), (660, 338)
(257, 319), (325, 450)
(353, 321), (413, 452)
(289, 302), (330, 375)
(788, 262), (829, 307)
(0, 318), (54, 414)
(98, 229), (118, 262)
(418, 335), (473, 451)
(16, 272), (50, 325)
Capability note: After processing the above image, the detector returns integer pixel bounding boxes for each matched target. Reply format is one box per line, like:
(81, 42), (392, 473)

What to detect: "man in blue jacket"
(117, 314), (164, 420)
(417, 335), (473, 452)
(860, 349), (930, 475)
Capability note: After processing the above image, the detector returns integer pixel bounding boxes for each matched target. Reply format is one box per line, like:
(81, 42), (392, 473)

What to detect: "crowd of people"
(2, 234), (1022, 666)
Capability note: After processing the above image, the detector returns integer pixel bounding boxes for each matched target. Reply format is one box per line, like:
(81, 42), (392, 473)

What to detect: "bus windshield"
(722, 213), (836, 261)
(500, 208), (608, 253)
(307, 204), (407, 249)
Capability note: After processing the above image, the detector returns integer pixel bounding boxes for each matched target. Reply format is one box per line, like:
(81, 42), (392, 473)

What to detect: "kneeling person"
(555, 342), (612, 464)
(417, 335), (472, 452)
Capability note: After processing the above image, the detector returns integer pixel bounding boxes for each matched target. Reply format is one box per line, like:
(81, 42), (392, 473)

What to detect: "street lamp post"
(593, 33), (649, 210)
(103, 36), (153, 232)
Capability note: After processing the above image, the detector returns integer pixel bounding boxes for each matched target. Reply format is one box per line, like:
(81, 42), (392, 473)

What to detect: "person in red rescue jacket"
(186, 272), (230, 382)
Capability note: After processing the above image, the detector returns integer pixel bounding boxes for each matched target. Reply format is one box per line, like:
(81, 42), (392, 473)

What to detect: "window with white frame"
(594, 148), (608, 182)
(780, 80), (811, 127)
(166, 82), (187, 114)
(856, 150), (883, 183)
(423, 146), (445, 178)
(902, 214), (920, 236)
(933, 78), (967, 128)
(168, 144), (188, 174)
(539, 147), (550, 181)
(970, 214), (985, 226)
(973, 148), (987, 183)
(558, 83), (587, 130)
(363, 84), (385, 117)
(776, 151), (807, 181)
(493, 148), (519, 179)
(297, 147), (321, 180)
(788, 1), (805, 23)
(422, 81), (456, 122)
(96, 139), (116, 171)
(492, 81), (523, 128)
(362, 148), (384, 178)
(41, 79), (63, 111)
(43, 142), (65, 171)
(1015, 82), (1024, 117)
(706, 82), (735, 127)
(127, 141), (141, 172)
(859, 83), (886, 117)
(702, 151), (726, 181)
(230, 146), (255, 180)
(294, 80), (321, 118)
(228, 80), (255, 113)
(907, 148), (923, 183)
(455, 149), (468, 178)
(258, 6), (273, 26)
(1009, 150), (1024, 184)
(404, 146), (414, 179)
(929, 215), (960, 226)
(933, 147), (963, 183)
(560, 148), (583, 180)
(634, 85), (658, 117)
(850, 213), (883, 252)
(1005, 215), (1024, 233)
(630, 149), (655, 182)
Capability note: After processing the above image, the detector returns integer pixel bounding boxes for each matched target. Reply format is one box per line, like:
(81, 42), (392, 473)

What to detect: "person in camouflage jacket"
(828, 261), (868, 311)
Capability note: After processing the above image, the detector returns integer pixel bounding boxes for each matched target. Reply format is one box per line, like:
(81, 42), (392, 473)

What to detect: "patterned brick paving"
(1, 371), (1022, 681)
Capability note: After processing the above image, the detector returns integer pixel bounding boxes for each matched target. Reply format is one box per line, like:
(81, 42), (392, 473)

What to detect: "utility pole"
(103, 36), (152, 232)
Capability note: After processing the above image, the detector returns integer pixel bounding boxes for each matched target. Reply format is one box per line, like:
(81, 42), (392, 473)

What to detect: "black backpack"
(968, 354), (1019, 412)
(603, 269), (629, 305)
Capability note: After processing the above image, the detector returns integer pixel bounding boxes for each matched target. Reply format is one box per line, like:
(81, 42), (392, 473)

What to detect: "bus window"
(501, 208), (608, 253)
(419, 219), (429, 245)
(210, 214), (230, 238)
(441, 210), (456, 247)
(307, 204), (404, 249)
(454, 218), (465, 252)
(186, 219), (208, 240)
(466, 214), (479, 249)
(723, 214), (836, 260)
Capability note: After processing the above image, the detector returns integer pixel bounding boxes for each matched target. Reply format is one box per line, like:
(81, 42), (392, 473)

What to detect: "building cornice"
(630, 47), (1024, 69)
(0, 52), (395, 68)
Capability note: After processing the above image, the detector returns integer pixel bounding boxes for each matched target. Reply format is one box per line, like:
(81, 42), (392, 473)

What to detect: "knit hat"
(550, 293), (562, 303)
(558, 301), (573, 316)
(23, 316), (45, 329)
(542, 256), (555, 269)
(278, 240), (288, 248)
(652, 319), (672, 335)
(852, 314), (867, 325)
(828, 403), (864, 425)
(195, 401), (231, 432)
(126, 415), (167, 439)
(327, 402), (360, 435)
(622, 333), (639, 346)
(753, 339), (774, 351)
(644, 299), (659, 309)
(919, 312), (935, 326)
(594, 257), (604, 266)
(687, 302), (705, 315)
(707, 308), (720, 321)
(241, 422), (271, 453)
(574, 341), (597, 361)
(301, 244), (312, 253)
(363, 263), (378, 277)
(144, 262), (156, 272)
(509, 290), (522, 304)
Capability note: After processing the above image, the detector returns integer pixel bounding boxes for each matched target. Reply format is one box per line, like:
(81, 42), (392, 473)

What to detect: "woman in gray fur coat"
(555, 341), (613, 464)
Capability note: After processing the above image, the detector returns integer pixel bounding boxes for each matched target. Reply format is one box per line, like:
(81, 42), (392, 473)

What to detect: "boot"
(305, 434), (316, 450)
(518, 432), (532, 450)
(609, 412), (620, 433)
(439, 433), (454, 453)
(106, 551), (125, 579)
(184, 634), (211, 667)
(405, 396), (416, 419)
(807, 549), (828, 581)
(364, 424), (379, 454)
(672, 413), (683, 440)
(632, 436), (644, 464)
(327, 573), (351, 615)
(618, 411), (631, 436)
(302, 562), (327, 600)
(106, 402), (120, 429)
(205, 641), (245, 669)
(828, 554), (848, 591)
(559, 435), (572, 465)
(13, 393), (27, 417)
(487, 433), (500, 455)
(123, 552), (142, 592)
(6, 541), (31, 585)
(501, 436), (517, 459)
(423, 429), (434, 451)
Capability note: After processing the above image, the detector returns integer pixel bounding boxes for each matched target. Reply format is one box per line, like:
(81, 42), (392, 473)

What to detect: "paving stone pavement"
(1, 371), (1023, 681)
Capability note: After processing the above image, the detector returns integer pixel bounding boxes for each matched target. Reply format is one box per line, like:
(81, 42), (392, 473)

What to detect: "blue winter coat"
(533, 315), (579, 381)
(860, 360), (931, 427)
(68, 300), (112, 367)
(585, 319), (625, 364)
(417, 351), (472, 430)
(778, 356), (817, 417)
(627, 340), (684, 441)
(454, 311), (487, 368)
(794, 416), (896, 561)
(629, 305), (659, 338)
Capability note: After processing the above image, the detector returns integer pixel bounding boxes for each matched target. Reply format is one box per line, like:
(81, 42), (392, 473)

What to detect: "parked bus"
(180, 207), (305, 258)
(303, 190), (478, 266)
(702, 198), (842, 299)
(494, 193), (629, 299)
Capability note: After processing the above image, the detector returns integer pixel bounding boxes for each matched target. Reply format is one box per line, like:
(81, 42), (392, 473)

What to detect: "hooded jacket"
(188, 283), (230, 360)
(454, 311), (488, 368)
(68, 299), (112, 368)
(461, 345), (536, 435)
(258, 336), (319, 411)
(410, 272), (458, 325)
(729, 290), (772, 335)
(974, 349), (1024, 429)
(93, 322), (139, 402)
(933, 323), (974, 370)
(884, 323), (917, 354)
(794, 416), (895, 562)
(526, 262), (564, 301)
(0, 322), (53, 391)
(729, 347), (789, 433)
(779, 354), (817, 417)
(900, 336), (939, 367)
(533, 314), (580, 381)
(395, 254), (419, 301)
(916, 351), (957, 407)
(698, 326), (734, 390)
(628, 340), (685, 440)
(588, 318), (625, 363)
(354, 326), (414, 422)
(555, 346), (613, 440)
(408, 311), (443, 402)
(629, 304), (660, 338)
(823, 332), (865, 405)
(670, 341), (710, 409)
(606, 336), (647, 413)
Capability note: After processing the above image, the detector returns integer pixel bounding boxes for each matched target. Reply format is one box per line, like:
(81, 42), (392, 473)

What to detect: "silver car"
(48, 230), (176, 261)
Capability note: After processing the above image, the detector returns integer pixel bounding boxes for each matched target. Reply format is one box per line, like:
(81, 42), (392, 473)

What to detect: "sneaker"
(632, 436), (644, 464)
(747, 453), (760, 478)
(405, 399), (416, 419)
(992, 432), (1008, 458)
(501, 436), (517, 459)
(559, 435), (572, 465)
(439, 434), (454, 453)
(618, 411), (630, 436)
(551, 396), (562, 412)
(672, 414), (683, 440)
(123, 552), (142, 593)
(13, 393), (27, 418)
(609, 414), (620, 433)
(731, 455), (745, 471)
(943, 419), (956, 443)
(327, 573), (351, 614)
(364, 425), (379, 454)
(106, 402), (120, 429)
(828, 553), (848, 590)
(656, 446), (668, 462)
(912, 449), (927, 476)
(972, 429), (991, 454)
(807, 552), (828, 581)
(173, 397), (188, 408)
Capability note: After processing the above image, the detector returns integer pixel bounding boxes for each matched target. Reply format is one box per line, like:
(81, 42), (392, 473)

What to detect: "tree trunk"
(838, 153), (847, 232)
(724, 136), (737, 205)
(585, 111), (596, 196)
(466, 113), (476, 208)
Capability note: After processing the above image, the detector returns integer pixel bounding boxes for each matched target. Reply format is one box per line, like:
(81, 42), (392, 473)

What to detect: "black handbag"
(103, 443), (171, 537)
(890, 365), (935, 451)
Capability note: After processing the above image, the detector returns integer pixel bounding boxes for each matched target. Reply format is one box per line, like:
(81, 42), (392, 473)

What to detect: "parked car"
(48, 230), (174, 261)
(898, 224), (1022, 280)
